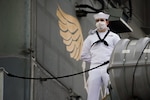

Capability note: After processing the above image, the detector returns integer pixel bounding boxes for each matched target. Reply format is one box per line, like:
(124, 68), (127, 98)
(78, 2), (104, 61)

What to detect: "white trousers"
(87, 64), (110, 100)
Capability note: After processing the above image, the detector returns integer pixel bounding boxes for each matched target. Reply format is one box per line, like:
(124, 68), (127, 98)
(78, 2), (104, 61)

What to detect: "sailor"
(80, 12), (121, 100)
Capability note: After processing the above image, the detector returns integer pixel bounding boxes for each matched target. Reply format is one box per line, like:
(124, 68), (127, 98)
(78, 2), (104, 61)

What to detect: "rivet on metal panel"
(123, 58), (126, 62)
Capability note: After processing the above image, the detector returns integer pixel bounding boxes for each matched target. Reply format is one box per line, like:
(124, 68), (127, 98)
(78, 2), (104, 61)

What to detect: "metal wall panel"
(0, 0), (31, 100)
(0, 0), (31, 56)
(0, 57), (30, 100)
(32, 0), (88, 100)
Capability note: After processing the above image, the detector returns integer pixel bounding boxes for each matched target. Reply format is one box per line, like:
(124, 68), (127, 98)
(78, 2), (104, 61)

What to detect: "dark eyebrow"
(96, 19), (105, 22)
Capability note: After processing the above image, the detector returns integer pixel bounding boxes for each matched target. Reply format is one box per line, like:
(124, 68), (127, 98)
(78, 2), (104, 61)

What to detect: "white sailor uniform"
(80, 29), (120, 100)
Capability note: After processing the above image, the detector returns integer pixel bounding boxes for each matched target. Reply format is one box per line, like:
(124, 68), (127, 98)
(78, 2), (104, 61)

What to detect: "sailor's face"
(95, 18), (108, 31)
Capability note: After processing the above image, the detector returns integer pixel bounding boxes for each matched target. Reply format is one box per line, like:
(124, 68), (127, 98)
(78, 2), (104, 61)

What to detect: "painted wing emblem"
(56, 6), (83, 61)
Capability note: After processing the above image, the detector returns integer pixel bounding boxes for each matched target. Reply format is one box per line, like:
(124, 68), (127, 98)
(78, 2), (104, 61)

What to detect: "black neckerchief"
(91, 30), (110, 47)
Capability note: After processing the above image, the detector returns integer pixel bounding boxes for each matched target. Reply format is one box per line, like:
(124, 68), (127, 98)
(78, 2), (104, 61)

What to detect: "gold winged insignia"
(56, 6), (83, 61)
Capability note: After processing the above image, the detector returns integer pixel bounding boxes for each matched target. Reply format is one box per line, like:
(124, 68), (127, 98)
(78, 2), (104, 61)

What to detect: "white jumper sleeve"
(80, 36), (92, 63)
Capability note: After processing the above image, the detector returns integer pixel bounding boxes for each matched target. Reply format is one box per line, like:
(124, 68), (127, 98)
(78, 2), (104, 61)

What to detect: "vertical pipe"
(30, 57), (36, 100)
(0, 69), (4, 100)
(24, 0), (31, 100)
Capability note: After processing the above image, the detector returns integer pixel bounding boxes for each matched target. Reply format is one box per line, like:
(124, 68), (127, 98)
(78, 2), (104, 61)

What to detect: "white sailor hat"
(93, 12), (110, 19)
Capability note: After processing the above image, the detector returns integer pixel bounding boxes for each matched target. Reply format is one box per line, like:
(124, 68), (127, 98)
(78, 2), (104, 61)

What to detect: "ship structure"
(0, 0), (150, 100)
